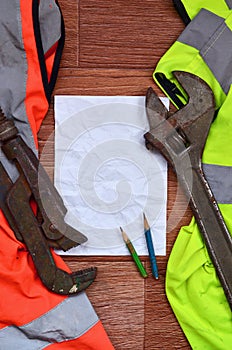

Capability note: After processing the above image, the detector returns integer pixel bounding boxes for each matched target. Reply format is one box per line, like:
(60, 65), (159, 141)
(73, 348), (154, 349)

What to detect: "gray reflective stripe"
(0, 293), (99, 350)
(0, 0), (37, 181)
(226, 0), (232, 9)
(178, 9), (232, 94)
(203, 163), (232, 204)
(178, 9), (224, 53)
(39, 0), (61, 54)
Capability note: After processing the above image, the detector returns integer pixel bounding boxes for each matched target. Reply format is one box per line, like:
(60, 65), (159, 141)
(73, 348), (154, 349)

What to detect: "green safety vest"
(173, 0), (232, 23)
(153, 7), (232, 350)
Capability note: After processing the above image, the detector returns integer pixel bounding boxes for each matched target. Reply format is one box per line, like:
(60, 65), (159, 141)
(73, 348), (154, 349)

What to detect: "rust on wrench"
(0, 110), (96, 295)
(144, 71), (232, 310)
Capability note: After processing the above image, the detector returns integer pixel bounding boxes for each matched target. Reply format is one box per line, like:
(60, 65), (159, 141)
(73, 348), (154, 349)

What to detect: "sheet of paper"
(53, 95), (168, 255)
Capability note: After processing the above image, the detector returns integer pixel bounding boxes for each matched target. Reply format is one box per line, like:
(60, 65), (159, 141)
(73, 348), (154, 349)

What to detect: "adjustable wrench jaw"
(145, 71), (232, 310)
(145, 71), (215, 168)
(0, 110), (97, 295)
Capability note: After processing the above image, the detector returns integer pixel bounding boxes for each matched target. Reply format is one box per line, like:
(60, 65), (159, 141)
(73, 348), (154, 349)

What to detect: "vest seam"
(201, 25), (227, 58)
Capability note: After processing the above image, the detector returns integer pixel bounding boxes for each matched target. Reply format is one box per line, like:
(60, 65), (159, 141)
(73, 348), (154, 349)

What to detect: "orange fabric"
(0, 0), (67, 329)
(45, 42), (58, 82)
(0, 211), (67, 328)
(46, 321), (115, 350)
(0, 2), (114, 349)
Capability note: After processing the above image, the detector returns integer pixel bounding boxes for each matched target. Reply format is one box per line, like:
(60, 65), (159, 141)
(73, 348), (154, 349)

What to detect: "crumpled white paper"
(53, 95), (168, 255)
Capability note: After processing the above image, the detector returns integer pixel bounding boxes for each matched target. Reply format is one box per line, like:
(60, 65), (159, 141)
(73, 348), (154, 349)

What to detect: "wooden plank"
(78, 0), (184, 68)
(38, 67), (193, 348)
(64, 259), (146, 349)
(59, 0), (79, 67)
(55, 68), (156, 95)
(37, 1), (194, 348)
(145, 274), (190, 349)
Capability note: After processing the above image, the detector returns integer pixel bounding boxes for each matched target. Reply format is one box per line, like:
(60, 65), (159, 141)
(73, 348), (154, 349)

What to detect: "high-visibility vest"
(0, 1), (114, 349)
(173, 0), (232, 24)
(152, 8), (232, 350)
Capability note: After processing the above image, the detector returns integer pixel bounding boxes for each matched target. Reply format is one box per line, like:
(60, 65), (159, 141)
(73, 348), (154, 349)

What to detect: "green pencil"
(120, 227), (148, 278)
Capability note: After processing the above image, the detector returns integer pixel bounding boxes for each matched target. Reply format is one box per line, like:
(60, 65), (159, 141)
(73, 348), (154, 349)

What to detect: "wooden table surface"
(38, 1), (193, 348)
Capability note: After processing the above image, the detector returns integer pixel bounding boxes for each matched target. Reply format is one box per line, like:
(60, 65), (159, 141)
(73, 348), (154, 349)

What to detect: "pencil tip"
(120, 227), (129, 243)
(143, 212), (149, 230)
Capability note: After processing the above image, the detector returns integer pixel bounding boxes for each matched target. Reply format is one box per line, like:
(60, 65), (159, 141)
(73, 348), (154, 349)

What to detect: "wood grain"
(38, 0), (192, 349)
(78, 0), (183, 69)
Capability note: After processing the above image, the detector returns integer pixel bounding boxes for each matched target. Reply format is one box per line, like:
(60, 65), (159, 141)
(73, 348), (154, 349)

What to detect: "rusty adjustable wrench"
(144, 71), (232, 310)
(0, 111), (96, 295)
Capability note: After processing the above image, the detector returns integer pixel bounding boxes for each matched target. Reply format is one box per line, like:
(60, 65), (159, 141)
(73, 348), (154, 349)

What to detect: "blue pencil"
(143, 213), (159, 279)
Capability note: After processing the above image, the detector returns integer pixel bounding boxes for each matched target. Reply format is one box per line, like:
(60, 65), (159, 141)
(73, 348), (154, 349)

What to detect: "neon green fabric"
(167, 94), (232, 349)
(152, 8), (232, 350)
(203, 87), (232, 167)
(167, 217), (232, 349)
(154, 40), (226, 109)
(173, 0), (231, 21)
(154, 9), (232, 109)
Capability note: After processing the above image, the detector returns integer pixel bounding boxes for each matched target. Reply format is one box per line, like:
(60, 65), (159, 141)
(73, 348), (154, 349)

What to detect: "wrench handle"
(181, 165), (232, 310)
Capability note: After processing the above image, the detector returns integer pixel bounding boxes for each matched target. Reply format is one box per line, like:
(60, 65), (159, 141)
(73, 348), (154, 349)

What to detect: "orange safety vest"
(0, 1), (114, 349)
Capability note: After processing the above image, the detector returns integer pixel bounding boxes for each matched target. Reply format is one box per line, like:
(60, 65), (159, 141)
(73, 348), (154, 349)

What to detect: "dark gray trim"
(178, 9), (232, 95)
(203, 163), (232, 204)
(178, 9), (224, 52)
(225, 0), (232, 9)
(201, 22), (232, 95)
(0, 293), (99, 349)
